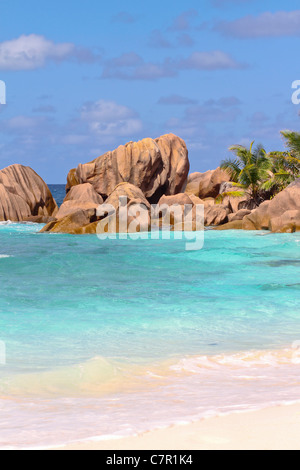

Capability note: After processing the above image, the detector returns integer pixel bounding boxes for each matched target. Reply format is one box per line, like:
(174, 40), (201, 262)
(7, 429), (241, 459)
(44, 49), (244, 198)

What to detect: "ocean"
(48, 184), (66, 207)
(0, 188), (300, 448)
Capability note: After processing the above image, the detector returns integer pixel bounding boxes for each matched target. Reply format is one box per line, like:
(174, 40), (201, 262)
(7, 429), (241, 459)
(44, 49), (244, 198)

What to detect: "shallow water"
(0, 223), (300, 448)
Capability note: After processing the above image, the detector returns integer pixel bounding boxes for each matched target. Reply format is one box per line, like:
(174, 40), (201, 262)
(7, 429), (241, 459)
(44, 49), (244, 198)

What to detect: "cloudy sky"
(0, 0), (300, 182)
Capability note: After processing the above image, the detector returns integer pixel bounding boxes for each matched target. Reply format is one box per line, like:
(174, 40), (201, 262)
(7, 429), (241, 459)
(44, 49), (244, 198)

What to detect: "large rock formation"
(56, 183), (103, 219)
(66, 133), (189, 204)
(185, 168), (231, 199)
(41, 182), (151, 235)
(41, 181), (207, 235)
(0, 164), (58, 222)
(243, 179), (300, 232)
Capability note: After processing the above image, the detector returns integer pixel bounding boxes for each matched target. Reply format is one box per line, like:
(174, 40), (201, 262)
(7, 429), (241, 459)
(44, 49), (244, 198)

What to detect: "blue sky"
(0, 0), (300, 183)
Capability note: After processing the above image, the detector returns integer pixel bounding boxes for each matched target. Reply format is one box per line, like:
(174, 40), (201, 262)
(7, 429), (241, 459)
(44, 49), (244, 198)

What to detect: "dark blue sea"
(48, 184), (66, 207)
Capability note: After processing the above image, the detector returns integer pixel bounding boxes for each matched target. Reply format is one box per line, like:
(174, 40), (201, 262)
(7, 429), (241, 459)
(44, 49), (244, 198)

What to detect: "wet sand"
(54, 402), (300, 450)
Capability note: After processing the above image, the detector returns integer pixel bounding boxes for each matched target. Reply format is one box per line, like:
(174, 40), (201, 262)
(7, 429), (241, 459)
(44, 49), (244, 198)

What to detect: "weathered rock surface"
(105, 182), (150, 212)
(228, 209), (252, 222)
(202, 197), (215, 208)
(185, 168), (231, 199)
(214, 220), (243, 230)
(219, 182), (255, 213)
(222, 195), (256, 213)
(40, 208), (98, 234)
(41, 182), (151, 235)
(0, 164), (58, 221)
(204, 204), (229, 226)
(41, 181), (206, 234)
(56, 183), (103, 219)
(23, 215), (57, 224)
(187, 194), (205, 206)
(158, 193), (194, 207)
(66, 133), (189, 203)
(269, 210), (300, 233)
(243, 179), (300, 231)
(157, 193), (194, 227)
(64, 183), (103, 205)
(104, 182), (151, 233)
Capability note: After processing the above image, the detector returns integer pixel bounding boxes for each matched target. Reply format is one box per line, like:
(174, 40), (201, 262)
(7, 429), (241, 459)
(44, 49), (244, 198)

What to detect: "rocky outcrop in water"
(0, 164), (58, 222)
(41, 134), (193, 234)
(41, 182), (151, 235)
(66, 133), (189, 203)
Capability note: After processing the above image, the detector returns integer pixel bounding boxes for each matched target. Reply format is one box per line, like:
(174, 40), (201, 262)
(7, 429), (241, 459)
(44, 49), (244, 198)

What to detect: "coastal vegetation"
(219, 130), (300, 207)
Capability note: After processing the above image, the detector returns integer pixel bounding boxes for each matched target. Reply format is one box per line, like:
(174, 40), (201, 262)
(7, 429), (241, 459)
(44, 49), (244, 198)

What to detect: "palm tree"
(280, 130), (300, 158)
(260, 131), (300, 195)
(219, 141), (272, 206)
(260, 151), (300, 194)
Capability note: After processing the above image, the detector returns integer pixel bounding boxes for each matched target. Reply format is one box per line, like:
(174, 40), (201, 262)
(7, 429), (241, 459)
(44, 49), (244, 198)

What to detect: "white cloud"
(0, 34), (98, 70)
(102, 50), (244, 81)
(81, 100), (136, 122)
(102, 57), (176, 81)
(168, 10), (198, 31)
(6, 115), (45, 129)
(216, 10), (300, 38)
(107, 52), (143, 68)
(80, 99), (143, 137)
(179, 50), (245, 70)
(158, 94), (198, 105)
(90, 119), (143, 137)
(148, 30), (173, 49)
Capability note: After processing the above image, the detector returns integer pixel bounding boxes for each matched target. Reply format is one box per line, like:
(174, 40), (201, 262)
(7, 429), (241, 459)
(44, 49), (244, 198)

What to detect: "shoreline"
(1, 345), (300, 450)
(53, 402), (300, 451)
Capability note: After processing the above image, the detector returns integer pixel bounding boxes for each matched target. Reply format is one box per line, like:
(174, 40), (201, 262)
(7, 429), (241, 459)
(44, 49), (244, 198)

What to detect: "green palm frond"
(228, 145), (251, 166)
(260, 169), (295, 192)
(220, 158), (242, 182)
(222, 132), (300, 203)
(215, 190), (245, 204)
(260, 179), (277, 192)
(281, 130), (300, 157)
(228, 181), (246, 188)
(222, 140), (273, 203)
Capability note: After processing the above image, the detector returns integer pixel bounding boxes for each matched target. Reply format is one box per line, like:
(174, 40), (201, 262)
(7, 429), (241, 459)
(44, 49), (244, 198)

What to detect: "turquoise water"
(1, 223), (300, 447)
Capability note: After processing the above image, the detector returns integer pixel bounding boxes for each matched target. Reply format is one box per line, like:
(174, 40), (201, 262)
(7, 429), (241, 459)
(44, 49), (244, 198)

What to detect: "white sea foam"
(1, 347), (300, 448)
(169, 348), (298, 372)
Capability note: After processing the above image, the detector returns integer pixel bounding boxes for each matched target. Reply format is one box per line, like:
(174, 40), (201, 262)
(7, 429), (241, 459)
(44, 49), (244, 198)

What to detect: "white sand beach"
(54, 403), (300, 451)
